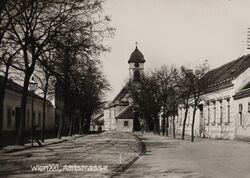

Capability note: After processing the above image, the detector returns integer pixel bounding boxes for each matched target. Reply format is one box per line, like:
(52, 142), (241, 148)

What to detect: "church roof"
(116, 105), (134, 119)
(128, 47), (145, 63)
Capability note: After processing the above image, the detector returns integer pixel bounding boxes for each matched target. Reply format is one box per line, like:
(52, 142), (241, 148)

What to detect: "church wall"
(116, 119), (133, 132)
(110, 107), (117, 130)
(103, 108), (110, 131)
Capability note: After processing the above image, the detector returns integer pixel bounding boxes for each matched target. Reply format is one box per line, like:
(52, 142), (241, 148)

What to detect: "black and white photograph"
(1, 0), (250, 177)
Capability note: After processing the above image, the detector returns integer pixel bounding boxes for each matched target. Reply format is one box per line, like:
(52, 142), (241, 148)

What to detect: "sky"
(101, 0), (250, 100)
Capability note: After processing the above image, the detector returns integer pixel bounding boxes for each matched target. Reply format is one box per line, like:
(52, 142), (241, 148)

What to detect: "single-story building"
(177, 54), (250, 140)
(1, 76), (55, 136)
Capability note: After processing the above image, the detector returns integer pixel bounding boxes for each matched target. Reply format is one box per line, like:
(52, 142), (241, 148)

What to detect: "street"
(120, 134), (250, 178)
(1, 132), (250, 178)
(0, 132), (140, 178)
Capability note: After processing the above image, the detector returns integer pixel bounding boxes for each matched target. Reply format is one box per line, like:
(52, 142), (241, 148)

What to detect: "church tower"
(128, 44), (145, 81)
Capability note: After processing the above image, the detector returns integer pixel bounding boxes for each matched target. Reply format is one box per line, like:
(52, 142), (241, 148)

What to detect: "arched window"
(134, 70), (140, 81)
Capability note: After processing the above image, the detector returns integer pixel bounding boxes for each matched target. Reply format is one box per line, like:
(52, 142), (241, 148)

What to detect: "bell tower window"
(134, 70), (140, 81)
(134, 63), (139, 68)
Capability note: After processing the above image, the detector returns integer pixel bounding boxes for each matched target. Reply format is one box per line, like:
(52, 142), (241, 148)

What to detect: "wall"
(177, 85), (236, 139)
(2, 89), (55, 132)
(103, 108), (110, 131)
(116, 119), (133, 132)
(234, 96), (250, 140)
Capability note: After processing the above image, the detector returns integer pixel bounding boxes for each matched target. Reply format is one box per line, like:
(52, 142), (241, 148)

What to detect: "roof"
(116, 105), (134, 119)
(0, 75), (44, 101)
(93, 114), (104, 125)
(128, 47), (145, 63)
(108, 86), (129, 108)
(201, 54), (250, 90)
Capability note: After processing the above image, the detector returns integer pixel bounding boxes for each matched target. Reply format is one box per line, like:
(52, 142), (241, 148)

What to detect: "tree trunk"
(162, 117), (165, 136)
(57, 111), (64, 138)
(68, 115), (73, 136)
(0, 65), (9, 134)
(173, 115), (176, 139)
(191, 107), (197, 142)
(41, 91), (47, 142)
(182, 107), (188, 140)
(166, 116), (169, 137)
(85, 116), (91, 134)
(16, 72), (32, 145)
(78, 114), (82, 134)
(153, 117), (160, 135)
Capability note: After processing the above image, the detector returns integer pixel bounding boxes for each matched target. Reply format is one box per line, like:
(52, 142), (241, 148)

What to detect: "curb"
(1, 135), (84, 153)
(110, 133), (146, 178)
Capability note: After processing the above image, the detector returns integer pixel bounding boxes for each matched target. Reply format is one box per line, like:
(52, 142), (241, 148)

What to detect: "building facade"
(1, 76), (55, 133)
(103, 46), (146, 132)
(177, 55), (250, 140)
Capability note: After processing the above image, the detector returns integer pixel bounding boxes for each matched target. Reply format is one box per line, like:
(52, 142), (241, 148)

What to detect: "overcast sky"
(101, 0), (250, 100)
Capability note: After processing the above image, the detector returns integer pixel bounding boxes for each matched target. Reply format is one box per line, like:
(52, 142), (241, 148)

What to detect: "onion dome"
(128, 46), (145, 64)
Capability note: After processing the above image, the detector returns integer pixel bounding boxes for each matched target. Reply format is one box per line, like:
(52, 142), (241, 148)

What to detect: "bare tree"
(178, 62), (209, 142)
(3, 0), (98, 145)
(153, 66), (179, 138)
(34, 65), (55, 142)
(0, 0), (28, 135)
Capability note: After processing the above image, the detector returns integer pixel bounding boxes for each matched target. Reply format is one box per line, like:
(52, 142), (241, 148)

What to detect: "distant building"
(104, 46), (146, 132)
(90, 114), (104, 131)
(0, 76), (55, 134)
(177, 55), (250, 140)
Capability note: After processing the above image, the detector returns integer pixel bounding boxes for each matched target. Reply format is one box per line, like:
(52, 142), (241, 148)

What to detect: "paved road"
(0, 132), (140, 178)
(120, 133), (250, 178)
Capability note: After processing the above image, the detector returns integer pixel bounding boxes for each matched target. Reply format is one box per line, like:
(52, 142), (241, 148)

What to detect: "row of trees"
(0, 0), (114, 145)
(128, 62), (209, 142)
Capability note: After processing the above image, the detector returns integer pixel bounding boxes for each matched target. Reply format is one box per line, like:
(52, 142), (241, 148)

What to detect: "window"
(227, 100), (230, 123)
(133, 70), (140, 81)
(207, 104), (210, 125)
(124, 121), (129, 127)
(219, 101), (223, 124)
(239, 104), (243, 126)
(213, 102), (216, 124)
(7, 107), (12, 128)
(248, 102), (250, 113)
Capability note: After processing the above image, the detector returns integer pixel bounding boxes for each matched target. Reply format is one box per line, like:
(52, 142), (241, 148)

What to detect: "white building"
(1, 76), (55, 133)
(177, 55), (250, 140)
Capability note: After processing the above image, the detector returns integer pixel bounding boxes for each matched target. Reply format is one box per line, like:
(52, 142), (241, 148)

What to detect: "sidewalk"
(0, 134), (84, 153)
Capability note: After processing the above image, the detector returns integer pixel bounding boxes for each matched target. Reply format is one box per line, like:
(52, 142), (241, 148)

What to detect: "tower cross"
(135, 42), (138, 48)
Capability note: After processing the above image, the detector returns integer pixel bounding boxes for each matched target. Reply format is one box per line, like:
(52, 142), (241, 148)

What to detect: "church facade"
(103, 46), (145, 132)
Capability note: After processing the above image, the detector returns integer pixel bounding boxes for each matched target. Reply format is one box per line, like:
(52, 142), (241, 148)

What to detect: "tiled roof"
(202, 54), (250, 88)
(0, 75), (44, 100)
(128, 47), (145, 63)
(113, 86), (128, 102)
(116, 105), (134, 119)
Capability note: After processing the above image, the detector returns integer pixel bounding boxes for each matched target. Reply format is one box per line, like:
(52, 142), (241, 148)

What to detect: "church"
(103, 46), (145, 132)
